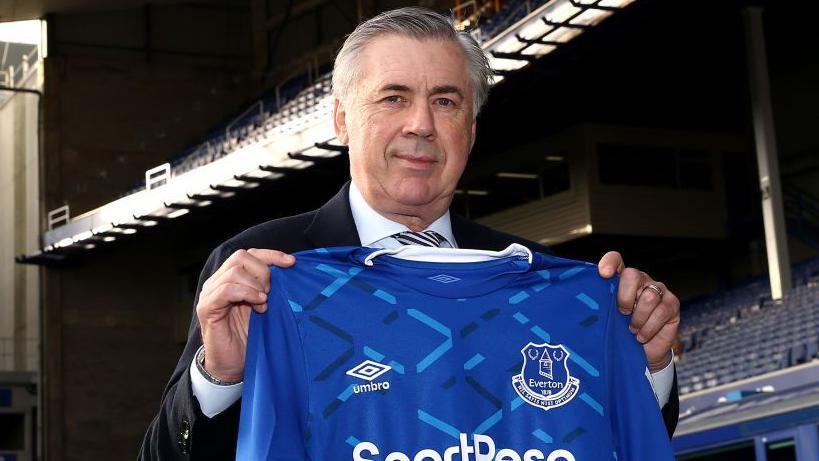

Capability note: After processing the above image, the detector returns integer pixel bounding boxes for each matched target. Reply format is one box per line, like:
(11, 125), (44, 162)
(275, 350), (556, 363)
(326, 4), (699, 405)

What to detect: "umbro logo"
(346, 360), (392, 381)
(347, 360), (392, 394)
(428, 274), (461, 284)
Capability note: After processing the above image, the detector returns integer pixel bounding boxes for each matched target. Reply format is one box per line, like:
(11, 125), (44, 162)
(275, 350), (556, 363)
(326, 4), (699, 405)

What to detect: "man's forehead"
(358, 35), (471, 93)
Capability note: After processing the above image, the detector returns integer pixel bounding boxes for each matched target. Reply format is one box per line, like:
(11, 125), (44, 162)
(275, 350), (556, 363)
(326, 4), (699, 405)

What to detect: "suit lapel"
(451, 213), (491, 249)
(304, 181), (362, 248)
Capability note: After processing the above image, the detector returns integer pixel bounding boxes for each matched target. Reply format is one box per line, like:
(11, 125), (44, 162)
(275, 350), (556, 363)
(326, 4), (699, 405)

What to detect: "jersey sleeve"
(606, 276), (675, 460)
(236, 268), (309, 461)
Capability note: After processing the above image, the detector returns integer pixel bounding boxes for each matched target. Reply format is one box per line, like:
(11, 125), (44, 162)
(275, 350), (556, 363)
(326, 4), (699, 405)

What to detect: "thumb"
(247, 248), (296, 267)
(598, 251), (624, 278)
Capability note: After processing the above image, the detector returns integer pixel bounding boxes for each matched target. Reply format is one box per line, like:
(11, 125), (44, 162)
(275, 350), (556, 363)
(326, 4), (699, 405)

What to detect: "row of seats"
(168, 74), (333, 179)
(121, 74), (333, 197)
(676, 257), (819, 395)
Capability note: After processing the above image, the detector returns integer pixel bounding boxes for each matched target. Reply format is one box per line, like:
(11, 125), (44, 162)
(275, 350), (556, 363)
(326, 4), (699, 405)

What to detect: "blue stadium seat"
(676, 265), (819, 394)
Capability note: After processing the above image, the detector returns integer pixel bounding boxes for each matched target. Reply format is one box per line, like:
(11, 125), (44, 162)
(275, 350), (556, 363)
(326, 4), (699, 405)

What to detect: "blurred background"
(1, 0), (818, 459)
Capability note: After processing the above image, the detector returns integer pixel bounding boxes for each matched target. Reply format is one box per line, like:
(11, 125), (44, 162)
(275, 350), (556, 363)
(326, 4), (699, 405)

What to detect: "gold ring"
(644, 283), (664, 299)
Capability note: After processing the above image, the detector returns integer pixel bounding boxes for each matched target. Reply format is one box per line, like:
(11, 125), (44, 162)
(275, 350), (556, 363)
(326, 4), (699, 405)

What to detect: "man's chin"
(387, 181), (440, 208)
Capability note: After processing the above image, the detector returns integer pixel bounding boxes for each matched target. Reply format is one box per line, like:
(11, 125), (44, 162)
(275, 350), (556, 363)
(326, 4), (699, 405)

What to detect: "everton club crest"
(512, 342), (580, 411)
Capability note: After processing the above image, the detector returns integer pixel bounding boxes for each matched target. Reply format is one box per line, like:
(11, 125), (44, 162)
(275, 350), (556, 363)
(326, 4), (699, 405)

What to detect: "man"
(139, 7), (680, 459)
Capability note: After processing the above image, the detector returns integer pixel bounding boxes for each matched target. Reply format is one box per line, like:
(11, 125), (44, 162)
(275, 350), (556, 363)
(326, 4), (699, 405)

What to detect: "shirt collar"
(348, 181), (457, 248)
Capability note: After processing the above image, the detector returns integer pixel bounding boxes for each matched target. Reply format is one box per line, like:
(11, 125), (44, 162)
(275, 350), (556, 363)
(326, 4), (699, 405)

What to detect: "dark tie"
(390, 230), (447, 247)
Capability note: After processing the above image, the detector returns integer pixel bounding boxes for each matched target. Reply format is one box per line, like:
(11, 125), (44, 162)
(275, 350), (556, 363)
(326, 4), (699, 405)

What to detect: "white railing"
(0, 45), (41, 107)
(5, 46), (39, 86)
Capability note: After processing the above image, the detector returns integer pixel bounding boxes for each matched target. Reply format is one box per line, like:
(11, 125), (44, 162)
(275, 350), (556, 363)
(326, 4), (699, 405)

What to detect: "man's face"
(334, 34), (477, 217)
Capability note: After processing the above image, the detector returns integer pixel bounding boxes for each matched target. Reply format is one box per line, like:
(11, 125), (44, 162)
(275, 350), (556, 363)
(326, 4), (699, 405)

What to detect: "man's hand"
(196, 248), (296, 382)
(598, 251), (680, 373)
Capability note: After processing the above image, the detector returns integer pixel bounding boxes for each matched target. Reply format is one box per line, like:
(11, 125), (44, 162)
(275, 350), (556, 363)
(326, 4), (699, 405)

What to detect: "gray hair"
(332, 6), (492, 117)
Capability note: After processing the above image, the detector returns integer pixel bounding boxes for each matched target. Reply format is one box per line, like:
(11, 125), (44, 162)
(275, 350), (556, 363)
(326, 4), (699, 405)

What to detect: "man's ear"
(468, 119), (477, 155)
(333, 98), (349, 145)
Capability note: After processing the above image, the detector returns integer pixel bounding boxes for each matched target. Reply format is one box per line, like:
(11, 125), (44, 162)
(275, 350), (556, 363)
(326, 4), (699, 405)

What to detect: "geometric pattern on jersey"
(237, 245), (675, 461)
(390, 230), (447, 247)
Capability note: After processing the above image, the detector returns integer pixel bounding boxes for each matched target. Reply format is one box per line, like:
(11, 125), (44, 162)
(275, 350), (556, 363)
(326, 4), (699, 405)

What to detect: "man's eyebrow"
(376, 83), (465, 99)
(377, 83), (411, 93)
(431, 85), (465, 99)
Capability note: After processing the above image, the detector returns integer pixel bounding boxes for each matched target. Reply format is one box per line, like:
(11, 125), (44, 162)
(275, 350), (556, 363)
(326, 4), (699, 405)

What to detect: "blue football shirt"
(237, 245), (674, 461)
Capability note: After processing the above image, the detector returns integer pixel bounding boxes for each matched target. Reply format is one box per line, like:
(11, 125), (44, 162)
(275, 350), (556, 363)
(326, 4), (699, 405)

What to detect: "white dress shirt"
(192, 181), (675, 417)
(348, 182), (457, 249)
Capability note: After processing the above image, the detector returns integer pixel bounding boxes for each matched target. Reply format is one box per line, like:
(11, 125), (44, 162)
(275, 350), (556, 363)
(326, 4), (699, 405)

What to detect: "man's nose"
(403, 101), (435, 140)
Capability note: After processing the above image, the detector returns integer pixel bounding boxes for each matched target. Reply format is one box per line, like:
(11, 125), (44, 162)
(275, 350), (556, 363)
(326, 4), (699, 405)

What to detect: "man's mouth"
(394, 153), (438, 167)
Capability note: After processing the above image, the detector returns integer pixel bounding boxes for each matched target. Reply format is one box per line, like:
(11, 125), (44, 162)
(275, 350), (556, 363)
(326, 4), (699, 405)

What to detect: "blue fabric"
(237, 246), (674, 461)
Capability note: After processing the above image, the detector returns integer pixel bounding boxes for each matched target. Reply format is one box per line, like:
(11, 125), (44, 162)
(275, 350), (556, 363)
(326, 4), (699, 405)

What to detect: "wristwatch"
(195, 345), (242, 386)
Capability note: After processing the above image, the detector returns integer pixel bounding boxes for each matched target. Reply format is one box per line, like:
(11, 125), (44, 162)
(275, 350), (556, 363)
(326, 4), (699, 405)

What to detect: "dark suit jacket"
(138, 181), (678, 460)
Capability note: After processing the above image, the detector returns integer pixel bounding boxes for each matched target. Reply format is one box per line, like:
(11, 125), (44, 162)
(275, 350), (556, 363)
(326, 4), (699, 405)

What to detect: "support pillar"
(743, 6), (791, 300)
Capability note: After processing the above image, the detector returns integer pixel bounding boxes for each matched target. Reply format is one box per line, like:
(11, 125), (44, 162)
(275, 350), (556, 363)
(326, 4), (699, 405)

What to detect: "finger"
(240, 249), (293, 290)
(629, 280), (665, 334)
(635, 298), (672, 344)
(598, 251), (625, 278)
(250, 302), (268, 314)
(616, 268), (645, 315)
(207, 282), (267, 313)
(247, 248), (296, 268)
(207, 249), (281, 292)
(202, 265), (267, 299)
(643, 286), (681, 341)
(204, 249), (259, 293)
(233, 249), (277, 285)
(643, 315), (679, 362)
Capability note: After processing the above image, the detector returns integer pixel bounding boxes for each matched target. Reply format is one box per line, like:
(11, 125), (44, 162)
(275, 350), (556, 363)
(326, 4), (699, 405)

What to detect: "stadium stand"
(122, 73), (334, 197)
(677, 256), (819, 395)
(479, 0), (547, 40)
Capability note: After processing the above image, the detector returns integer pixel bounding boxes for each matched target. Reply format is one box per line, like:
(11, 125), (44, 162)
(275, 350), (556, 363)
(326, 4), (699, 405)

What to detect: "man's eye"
(435, 98), (454, 107)
(385, 95), (403, 104)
